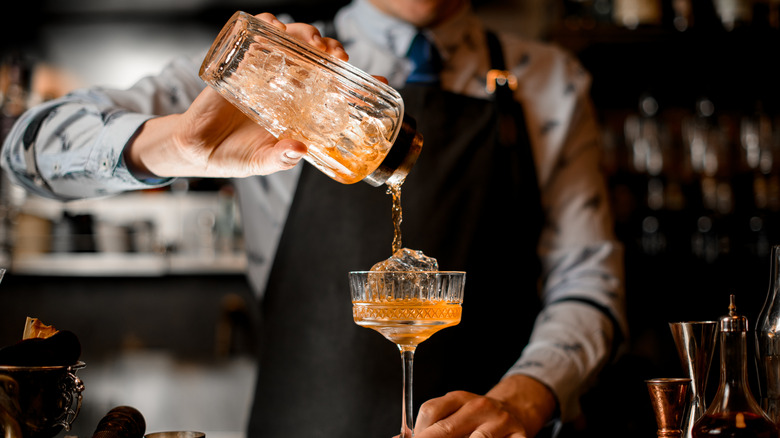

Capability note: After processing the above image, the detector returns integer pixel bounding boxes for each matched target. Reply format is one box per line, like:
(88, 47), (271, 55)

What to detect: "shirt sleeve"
(503, 39), (628, 423)
(1, 55), (205, 200)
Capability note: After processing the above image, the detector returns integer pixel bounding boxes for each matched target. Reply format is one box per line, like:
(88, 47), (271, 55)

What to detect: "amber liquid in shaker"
(199, 11), (422, 187)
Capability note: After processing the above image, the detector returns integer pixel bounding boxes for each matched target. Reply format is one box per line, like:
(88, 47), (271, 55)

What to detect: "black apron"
(247, 32), (545, 438)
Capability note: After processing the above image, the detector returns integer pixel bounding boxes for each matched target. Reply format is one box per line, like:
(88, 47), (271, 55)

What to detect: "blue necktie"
(405, 31), (441, 85)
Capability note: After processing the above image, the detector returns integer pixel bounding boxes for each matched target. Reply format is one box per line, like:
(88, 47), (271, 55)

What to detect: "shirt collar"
(349, 0), (475, 61)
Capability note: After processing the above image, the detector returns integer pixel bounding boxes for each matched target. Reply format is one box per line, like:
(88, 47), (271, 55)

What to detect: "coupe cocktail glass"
(349, 270), (465, 438)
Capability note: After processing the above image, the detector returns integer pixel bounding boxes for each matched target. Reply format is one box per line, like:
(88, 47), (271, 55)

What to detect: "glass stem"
(400, 346), (416, 438)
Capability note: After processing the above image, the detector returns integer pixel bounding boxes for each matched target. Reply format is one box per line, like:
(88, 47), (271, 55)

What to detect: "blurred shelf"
(10, 251), (246, 277)
(7, 190), (245, 276)
(169, 252), (247, 274)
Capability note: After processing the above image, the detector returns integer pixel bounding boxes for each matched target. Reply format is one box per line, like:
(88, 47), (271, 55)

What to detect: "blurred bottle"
(613, 0), (663, 28)
(1, 53), (32, 266)
(91, 406), (146, 438)
(770, 0), (780, 28)
(669, 0), (695, 31)
(751, 0), (777, 29)
(560, 0), (614, 30)
(624, 94), (671, 256)
(1, 53), (31, 140)
(739, 107), (775, 258)
(713, 0), (753, 31)
(625, 94), (665, 178)
(683, 97), (734, 263)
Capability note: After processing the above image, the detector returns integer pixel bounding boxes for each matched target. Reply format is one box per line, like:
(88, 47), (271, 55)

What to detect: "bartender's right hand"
(123, 13), (349, 180)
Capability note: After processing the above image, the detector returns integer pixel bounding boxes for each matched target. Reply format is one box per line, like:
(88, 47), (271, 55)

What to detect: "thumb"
(273, 139), (308, 170)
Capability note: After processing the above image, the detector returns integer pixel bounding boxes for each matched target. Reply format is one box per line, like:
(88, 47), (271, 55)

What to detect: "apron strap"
(485, 31), (524, 148)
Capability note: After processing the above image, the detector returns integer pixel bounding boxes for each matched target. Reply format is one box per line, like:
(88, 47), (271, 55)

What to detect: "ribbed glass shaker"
(199, 11), (423, 186)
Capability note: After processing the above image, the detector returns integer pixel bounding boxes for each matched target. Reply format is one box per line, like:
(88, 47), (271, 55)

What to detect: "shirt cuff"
(503, 302), (615, 422)
(87, 112), (174, 189)
(505, 346), (580, 422)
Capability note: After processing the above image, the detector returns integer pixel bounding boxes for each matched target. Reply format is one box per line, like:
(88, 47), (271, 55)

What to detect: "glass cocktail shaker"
(199, 11), (423, 187)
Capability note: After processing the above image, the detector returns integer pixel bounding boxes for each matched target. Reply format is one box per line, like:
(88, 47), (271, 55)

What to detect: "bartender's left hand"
(407, 374), (557, 438)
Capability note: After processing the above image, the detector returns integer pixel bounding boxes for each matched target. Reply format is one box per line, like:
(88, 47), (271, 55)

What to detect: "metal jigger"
(669, 321), (718, 438)
(646, 378), (691, 438)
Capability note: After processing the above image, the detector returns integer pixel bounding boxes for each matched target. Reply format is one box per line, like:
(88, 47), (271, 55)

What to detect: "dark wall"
(0, 273), (258, 362)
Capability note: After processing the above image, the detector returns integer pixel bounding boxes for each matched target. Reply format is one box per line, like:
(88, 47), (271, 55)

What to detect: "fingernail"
(284, 150), (304, 160)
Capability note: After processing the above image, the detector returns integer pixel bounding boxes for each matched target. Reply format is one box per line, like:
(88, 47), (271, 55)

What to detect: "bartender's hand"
(123, 13), (349, 180)
(410, 374), (557, 438)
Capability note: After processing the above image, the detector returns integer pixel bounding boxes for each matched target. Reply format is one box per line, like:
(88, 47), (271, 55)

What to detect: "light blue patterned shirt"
(1, 0), (626, 423)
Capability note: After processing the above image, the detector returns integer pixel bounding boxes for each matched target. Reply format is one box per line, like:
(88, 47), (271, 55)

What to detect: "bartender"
(1, 0), (626, 437)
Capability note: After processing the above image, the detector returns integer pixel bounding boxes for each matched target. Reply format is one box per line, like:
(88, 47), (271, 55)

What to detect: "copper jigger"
(646, 378), (691, 438)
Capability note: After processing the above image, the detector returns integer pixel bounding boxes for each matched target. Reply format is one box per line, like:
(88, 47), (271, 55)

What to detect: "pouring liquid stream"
(352, 176), (465, 438)
(389, 182), (403, 255)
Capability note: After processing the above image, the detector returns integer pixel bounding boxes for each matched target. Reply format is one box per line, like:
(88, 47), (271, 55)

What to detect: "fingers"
(284, 22), (349, 60)
(265, 139), (307, 172)
(284, 22), (328, 50)
(252, 13), (348, 61)
(322, 37), (349, 61)
(254, 12), (286, 31)
(414, 392), (529, 438)
(415, 391), (485, 438)
(278, 140), (307, 167)
(241, 137), (307, 176)
(252, 12), (348, 61)
(415, 391), (470, 431)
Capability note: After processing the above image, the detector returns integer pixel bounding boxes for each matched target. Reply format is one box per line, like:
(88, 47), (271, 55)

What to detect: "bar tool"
(669, 321), (718, 438)
(0, 362), (84, 438)
(646, 378), (691, 438)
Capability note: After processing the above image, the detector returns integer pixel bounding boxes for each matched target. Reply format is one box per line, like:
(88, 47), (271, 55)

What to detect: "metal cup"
(0, 362), (85, 438)
(646, 378), (691, 438)
(669, 321), (718, 438)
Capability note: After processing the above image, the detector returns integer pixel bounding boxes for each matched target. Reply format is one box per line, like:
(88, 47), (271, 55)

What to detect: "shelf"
(10, 252), (247, 277)
(6, 190), (245, 277)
